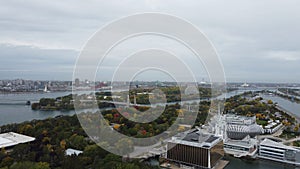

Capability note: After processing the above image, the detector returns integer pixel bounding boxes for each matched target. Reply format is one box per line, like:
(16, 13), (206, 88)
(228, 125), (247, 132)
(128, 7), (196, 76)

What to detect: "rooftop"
(260, 138), (300, 151)
(170, 129), (222, 149)
(0, 132), (35, 149)
(225, 136), (257, 148)
(65, 148), (83, 156)
(225, 114), (256, 125)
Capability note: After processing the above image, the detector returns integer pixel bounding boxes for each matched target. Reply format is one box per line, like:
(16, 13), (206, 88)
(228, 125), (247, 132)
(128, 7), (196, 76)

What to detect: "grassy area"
(279, 131), (299, 139)
(256, 119), (268, 126)
(293, 141), (300, 147)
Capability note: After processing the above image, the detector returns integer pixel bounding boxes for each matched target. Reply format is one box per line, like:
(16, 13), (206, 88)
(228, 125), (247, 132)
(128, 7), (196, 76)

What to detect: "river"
(0, 89), (253, 126)
(262, 94), (300, 117)
(0, 92), (75, 125)
(224, 156), (297, 169)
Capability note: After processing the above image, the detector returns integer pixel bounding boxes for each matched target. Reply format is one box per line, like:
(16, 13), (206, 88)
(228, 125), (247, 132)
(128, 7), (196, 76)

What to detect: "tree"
(10, 162), (50, 169)
(60, 140), (66, 150)
(114, 138), (134, 155)
(294, 126), (299, 132)
(83, 144), (108, 159)
(68, 135), (87, 150)
(62, 155), (84, 169)
(31, 103), (40, 110)
(10, 144), (30, 161)
(0, 156), (14, 168)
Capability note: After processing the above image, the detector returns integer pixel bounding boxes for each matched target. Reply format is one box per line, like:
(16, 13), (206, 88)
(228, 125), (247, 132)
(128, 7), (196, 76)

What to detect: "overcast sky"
(0, 0), (300, 83)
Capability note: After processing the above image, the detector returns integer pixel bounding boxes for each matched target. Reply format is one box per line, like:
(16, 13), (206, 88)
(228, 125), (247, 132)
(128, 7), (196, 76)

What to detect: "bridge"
(81, 99), (159, 107)
(0, 99), (37, 105)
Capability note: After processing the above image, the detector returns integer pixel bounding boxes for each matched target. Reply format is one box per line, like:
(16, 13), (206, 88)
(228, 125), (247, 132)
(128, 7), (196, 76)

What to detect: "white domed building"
(222, 114), (263, 158)
(226, 124), (263, 140)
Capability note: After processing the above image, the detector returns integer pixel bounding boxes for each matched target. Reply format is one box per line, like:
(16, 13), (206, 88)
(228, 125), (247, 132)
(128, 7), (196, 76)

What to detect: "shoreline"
(0, 91), (72, 95)
(275, 105), (300, 123)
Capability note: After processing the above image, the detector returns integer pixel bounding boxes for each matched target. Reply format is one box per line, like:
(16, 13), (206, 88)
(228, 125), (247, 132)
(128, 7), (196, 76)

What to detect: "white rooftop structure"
(224, 136), (258, 158)
(225, 114), (256, 125)
(0, 132), (35, 149)
(65, 148), (83, 156)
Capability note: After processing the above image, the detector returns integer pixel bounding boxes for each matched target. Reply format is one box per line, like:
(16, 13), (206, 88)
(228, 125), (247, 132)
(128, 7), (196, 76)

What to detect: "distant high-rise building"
(75, 78), (80, 87)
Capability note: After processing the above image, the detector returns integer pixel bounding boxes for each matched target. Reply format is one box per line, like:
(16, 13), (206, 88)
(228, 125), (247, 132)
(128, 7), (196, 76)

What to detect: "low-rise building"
(224, 136), (258, 158)
(225, 114), (256, 125)
(221, 114), (262, 158)
(259, 138), (300, 166)
(65, 148), (83, 156)
(0, 132), (35, 149)
(263, 122), (283, 134)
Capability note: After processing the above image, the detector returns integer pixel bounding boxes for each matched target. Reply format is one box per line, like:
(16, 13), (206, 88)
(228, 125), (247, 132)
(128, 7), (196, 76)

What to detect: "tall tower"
(214, 104), (227, 140)
(127, 94), (130, 107)
(75, 78), (80, 87)
(133, 95), (137, 105)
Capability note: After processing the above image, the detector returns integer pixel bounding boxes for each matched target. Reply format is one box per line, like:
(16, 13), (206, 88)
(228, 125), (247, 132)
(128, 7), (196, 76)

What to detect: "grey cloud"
(0, 0), (299, 82)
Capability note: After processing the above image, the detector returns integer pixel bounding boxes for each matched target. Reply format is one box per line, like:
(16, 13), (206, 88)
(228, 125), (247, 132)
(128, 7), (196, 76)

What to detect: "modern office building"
(215, 114), (261, 158)
(259, 138), (300, 166)
(166, 129), (224, 169)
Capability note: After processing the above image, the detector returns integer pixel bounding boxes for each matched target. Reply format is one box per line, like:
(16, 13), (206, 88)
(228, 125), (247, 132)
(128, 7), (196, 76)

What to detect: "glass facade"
(167, 142), (209, 168)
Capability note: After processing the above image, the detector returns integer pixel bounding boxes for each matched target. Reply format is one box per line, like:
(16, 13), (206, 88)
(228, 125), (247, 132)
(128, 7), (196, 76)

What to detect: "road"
(283, 136), (300, 144)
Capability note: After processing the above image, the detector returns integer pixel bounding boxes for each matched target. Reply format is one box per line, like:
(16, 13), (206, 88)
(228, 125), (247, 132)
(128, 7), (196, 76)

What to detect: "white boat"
(44, 85), (50, 93)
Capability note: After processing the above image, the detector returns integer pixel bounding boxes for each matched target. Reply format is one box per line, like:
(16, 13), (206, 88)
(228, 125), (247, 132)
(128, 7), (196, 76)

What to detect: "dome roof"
(226, 124), (263, 139)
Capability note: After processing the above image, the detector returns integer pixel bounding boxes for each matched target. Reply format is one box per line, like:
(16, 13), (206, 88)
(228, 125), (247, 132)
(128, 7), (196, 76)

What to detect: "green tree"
(10, 161), (50, 169)
(0, 156), (14, 168)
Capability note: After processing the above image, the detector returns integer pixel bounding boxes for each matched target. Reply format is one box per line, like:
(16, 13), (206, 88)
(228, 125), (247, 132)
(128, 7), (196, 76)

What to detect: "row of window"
(260, 145), (286, 151)
(167, 143), (209, 167)
(224, 144), (250, 152)
(260, 151), (284, 160)
(259, 148), (284, 155)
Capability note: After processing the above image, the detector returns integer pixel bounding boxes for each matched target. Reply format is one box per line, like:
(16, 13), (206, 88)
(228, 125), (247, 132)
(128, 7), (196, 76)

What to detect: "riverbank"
(262, 94), (300, 123)
(275, 105), (300, 123)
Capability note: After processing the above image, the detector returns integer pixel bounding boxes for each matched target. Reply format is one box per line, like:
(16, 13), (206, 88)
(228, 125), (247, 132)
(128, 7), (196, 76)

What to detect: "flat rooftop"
(260, 138), (300, 151)
(225, 114), (256, 125)
(65, 148), (83, 156)
(170, 129), (222, 148)
(0, 132), (35, 149)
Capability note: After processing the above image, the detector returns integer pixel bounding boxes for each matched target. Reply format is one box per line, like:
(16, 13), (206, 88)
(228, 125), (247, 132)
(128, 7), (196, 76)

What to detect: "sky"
(0, 0), (300, 83)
